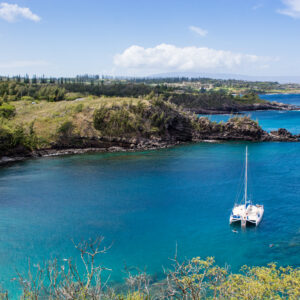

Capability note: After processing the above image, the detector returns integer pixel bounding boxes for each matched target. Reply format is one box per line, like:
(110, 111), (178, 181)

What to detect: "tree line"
(0, 80), (171, 102)
(0, 78), (262, 112)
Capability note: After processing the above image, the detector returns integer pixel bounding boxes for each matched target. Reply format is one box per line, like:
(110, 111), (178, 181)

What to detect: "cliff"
(0, 97), (298, 164)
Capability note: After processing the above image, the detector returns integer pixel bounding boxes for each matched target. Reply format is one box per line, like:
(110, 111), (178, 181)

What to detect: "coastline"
(1, 130), (298, 167)
(0, 143), (178, 166)
(260, 91), (300, 95)
(189, 101), (299, 114)
(1, 98), (299, 167)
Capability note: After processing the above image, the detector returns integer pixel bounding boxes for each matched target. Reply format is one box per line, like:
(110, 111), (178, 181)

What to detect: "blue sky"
(1, 0), (300, 77)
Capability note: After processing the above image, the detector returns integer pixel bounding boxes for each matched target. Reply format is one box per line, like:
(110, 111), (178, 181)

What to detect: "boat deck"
(231, 204), (264, 226)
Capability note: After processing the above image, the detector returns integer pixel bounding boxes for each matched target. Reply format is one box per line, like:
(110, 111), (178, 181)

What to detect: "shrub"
(65, 92), (84, 101)
(0, 126), (14, 152)
(21, 96), (35, 101)
(151, 96), (165, 108)
(74, 103), (84, 113)
(93, 106), (110, 132)
(7, 95), (16, 102)
(0, 124), (37, 153)
(150, 111), (166, 128)
(57, 120), (74, 138)
(6, 238), (300, 300)
(93, 104), (143, 137)
(0, 103), (16, 119)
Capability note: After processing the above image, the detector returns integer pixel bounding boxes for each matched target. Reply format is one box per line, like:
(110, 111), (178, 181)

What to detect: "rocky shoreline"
(1, 126), (298, 166)
(190, 101), (299, 114)
(0, 142), (177, 166)
(1, 98), (299, 167)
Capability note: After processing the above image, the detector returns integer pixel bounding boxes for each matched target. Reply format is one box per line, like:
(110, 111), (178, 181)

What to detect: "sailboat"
(229, 146), (264, 227)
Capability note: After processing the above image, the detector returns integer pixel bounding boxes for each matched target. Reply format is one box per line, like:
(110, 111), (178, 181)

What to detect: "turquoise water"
(260, 93), (300, 106)
(201, 110), (300, 134)
(200, 94), (300, 134)
(1, 94), (300, 296)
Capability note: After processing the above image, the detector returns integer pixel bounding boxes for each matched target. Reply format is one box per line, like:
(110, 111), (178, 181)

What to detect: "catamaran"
(230, 147), (264, 227)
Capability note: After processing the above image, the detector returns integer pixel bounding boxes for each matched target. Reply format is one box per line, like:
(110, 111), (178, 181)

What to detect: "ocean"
(0, 94), (299, 296)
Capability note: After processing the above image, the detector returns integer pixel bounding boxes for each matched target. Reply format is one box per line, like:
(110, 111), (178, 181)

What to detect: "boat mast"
(245, 146), (248, 205)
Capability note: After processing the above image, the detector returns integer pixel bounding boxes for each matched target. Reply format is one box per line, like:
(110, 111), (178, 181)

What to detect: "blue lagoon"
(0, 94), (300, 294)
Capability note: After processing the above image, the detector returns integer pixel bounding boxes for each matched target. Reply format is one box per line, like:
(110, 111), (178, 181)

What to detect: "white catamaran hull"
(229, 147), (264, 228)
(230, 204), (264, 227)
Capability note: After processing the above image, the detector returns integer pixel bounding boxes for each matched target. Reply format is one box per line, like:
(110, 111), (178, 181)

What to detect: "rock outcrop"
(193, 116), (265, 141)
(190, 101), (298, 114)
(192, 117), (298, 142)
(268, 128), (298, 141)
(50, 115), (298, 151)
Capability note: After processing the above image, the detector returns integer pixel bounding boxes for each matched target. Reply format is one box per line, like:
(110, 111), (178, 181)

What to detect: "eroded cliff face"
(52, 108), (298, 152)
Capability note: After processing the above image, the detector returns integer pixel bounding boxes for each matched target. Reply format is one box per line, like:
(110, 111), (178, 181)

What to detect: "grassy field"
(8, 96), (148, 145)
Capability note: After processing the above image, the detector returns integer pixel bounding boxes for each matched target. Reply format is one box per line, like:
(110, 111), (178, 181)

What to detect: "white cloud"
(0, 2), (40, 22)
(189, 25), (208, 37)
(278, 0), (300, 18)
(0, 60), (48, 68)
(114, 44), (271, 74)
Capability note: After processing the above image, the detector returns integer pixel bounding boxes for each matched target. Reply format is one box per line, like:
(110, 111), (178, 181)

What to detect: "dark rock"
(192, 116), (298, 142)
(191, 101), (299, 114)
(269, 128), (298, 141)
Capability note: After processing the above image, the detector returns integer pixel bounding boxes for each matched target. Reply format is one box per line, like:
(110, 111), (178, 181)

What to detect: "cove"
(0, 94), (300, 295)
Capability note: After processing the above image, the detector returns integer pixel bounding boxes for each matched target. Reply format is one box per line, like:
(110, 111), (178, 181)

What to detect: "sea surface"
(200, 93), (300, 134)
(0, 94), (300, 296)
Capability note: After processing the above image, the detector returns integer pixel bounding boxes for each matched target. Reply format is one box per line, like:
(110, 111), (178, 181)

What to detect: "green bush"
(0, 127), (14, 152)
(151, 96), (165, 108)
(65, 92), (84, 101)
(93, 105), (142, 137)
(21, 96), (35, 101)
(0, 124), (37, 153)
(150, 111), (165, 128)
(0, 103), (16, 118)
(5, 237), (300, 300)
(74, 103), (84, 113)
(57, 121), (75, 137)
(93, 106), (110, 132)
(7, 95), (16, 102)
(93, 100), (185, 138)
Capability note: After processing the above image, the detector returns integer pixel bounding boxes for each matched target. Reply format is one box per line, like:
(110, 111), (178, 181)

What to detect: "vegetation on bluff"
(0, 77), (296, 159)
(0, 103), (16, 119)
(167, 91), (267, 112)
(2, 237), (299, 299)
(0, 92), (296, 159)
(0, 123), (37, 155)
(0, 78), (272, 114)
(0, 95), (196, 157)
(93, 96), (193, 140)
(0, 80), (164, 102)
